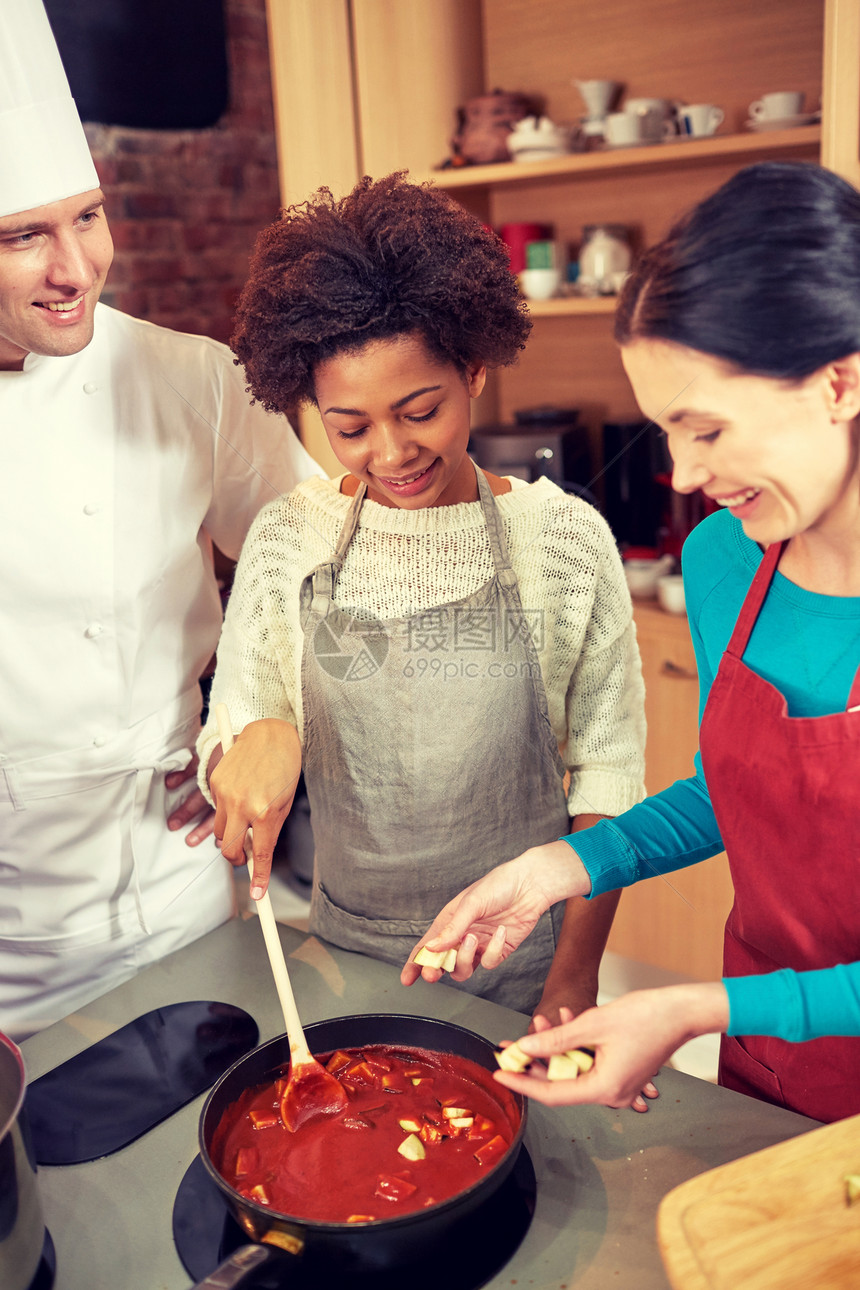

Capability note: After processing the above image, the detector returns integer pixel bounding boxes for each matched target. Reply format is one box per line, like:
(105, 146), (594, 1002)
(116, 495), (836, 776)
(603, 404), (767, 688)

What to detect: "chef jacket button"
(0, 753), (7, 764)
(84, 622), (104, 639)
(83, 382), (99, 395)
(83, 502), (99, 516)
(92, 734), (107, 748)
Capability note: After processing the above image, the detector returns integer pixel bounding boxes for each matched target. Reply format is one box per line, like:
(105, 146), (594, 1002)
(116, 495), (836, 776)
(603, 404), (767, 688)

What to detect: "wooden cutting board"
(657, 1113), (860, 1289)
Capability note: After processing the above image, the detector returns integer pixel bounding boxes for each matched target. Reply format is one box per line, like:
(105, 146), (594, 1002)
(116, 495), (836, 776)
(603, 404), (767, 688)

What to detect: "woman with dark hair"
(405, 162), (860, 1123)
(198, 173), (648, 1022)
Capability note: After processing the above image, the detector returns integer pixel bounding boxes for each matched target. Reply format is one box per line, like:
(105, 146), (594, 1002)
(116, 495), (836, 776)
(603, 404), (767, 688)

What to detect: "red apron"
(699, 538), (860, 1124)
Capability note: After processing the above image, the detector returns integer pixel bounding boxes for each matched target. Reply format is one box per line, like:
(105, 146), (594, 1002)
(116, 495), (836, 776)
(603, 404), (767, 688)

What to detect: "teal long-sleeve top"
(569, 508), (860, 1043)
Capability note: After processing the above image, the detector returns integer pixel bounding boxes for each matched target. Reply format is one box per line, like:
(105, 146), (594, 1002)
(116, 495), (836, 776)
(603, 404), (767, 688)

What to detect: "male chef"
(0, 0), (321, 1039)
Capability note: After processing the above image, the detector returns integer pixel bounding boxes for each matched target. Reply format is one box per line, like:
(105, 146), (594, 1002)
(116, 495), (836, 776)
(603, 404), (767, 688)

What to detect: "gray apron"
(299, 464), (570, 1012)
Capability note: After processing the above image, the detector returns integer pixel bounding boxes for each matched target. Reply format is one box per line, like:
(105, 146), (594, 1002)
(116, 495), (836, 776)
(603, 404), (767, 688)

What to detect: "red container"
(498, 222), (553, 274)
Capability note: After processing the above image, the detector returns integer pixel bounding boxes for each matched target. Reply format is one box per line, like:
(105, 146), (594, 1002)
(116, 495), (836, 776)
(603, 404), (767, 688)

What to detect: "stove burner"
(173, 1149), (536, 1289)
(27, 1002), (258, 1165)
(27, 1229), (56, 1290)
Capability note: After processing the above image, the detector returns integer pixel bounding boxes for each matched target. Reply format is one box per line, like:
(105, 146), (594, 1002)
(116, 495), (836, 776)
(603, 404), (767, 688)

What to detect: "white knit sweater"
(199, 474), (646, 818)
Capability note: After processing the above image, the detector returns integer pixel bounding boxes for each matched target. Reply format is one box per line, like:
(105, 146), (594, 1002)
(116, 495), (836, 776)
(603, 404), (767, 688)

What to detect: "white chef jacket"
(0, 304), (321, 1039)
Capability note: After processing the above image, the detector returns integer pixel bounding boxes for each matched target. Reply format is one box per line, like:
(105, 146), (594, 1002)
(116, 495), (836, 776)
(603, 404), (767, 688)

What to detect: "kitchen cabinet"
(606, 601), (734, 980)
(264, 0), (855, 469)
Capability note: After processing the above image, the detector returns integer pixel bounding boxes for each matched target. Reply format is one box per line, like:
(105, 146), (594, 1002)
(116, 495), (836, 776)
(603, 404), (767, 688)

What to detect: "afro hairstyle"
(231, 172), (531, 413)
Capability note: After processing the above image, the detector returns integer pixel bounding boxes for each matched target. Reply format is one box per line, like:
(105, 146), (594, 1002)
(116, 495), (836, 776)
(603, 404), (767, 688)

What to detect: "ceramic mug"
(603, 111), (645, 147)
(749, 90), (804, 120)
(657, 574), (686, 615)
(678, 103), (724, 137)
(518, 267), (562, 300)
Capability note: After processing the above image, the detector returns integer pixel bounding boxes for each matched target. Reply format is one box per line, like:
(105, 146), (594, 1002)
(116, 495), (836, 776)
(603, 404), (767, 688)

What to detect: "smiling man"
(0, 190), (112, 367)
(0, 0), (321, 1039)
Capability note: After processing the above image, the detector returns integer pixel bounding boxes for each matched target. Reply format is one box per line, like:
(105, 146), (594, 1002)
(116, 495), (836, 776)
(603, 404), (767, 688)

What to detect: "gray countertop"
(21, 915), (816, 1290)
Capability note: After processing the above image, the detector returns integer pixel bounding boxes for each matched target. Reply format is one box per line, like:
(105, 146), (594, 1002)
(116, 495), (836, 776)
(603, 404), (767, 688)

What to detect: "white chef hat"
(0, 0), (99, 217)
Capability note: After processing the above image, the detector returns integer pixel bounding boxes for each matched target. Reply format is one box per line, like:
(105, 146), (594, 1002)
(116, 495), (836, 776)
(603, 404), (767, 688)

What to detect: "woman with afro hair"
(198, 173), (648, 1030)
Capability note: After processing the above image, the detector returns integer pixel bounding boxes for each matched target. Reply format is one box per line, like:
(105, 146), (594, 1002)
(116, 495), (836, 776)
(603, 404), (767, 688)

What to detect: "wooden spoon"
(214, 703), (348, 1131)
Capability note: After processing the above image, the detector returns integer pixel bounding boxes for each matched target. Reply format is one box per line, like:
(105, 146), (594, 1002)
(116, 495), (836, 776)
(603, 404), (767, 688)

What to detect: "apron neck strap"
(334, 481), (368, 566)
(725, 539), (787, 658)
(474, 462), (518, 586)
(310, 481), (367, 607)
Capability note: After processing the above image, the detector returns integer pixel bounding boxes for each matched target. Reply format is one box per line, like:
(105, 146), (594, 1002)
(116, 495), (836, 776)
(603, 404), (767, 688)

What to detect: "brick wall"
(84, 0), (280, 345)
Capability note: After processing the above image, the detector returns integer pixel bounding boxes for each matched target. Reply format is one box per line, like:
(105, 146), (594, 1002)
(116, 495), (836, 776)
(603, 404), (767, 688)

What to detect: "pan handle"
(190, 1242), (294, 1290)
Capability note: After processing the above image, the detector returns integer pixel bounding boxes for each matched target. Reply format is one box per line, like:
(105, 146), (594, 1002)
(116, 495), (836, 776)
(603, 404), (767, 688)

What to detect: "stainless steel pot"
(0, 1033), (46, 1290)
(195, 1014), (527, 1288)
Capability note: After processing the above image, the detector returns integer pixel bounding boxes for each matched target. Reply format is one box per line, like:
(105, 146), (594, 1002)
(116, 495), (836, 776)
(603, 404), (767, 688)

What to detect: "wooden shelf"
(422, 126), (821, 190)
(523, 295), (618, 317)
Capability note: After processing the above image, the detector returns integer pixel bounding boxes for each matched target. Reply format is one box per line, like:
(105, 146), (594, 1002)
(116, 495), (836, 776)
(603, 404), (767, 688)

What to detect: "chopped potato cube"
(414, 946), (448, 969)
(546, 1051), (588, 1081)
(399, 1118), (422, 1133)
(568, 1047), (595, 1072)
(397, 1133), (426, 1162)
(414, 944), (460, 972)
(546, 1048), (595, 1081)
(442, 1106), (470, 1119)
(495, 1041), (531, 1074)
(449, 1116), (474, 1131)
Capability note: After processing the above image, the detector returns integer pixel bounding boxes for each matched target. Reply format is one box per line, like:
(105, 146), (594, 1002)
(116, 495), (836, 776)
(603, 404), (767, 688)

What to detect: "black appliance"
(600, 420), (670, 549)
(469, 406), (595, 502)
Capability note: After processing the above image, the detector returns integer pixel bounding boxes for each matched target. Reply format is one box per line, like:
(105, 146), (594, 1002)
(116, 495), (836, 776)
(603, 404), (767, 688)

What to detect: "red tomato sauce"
(210, 1044), (520, 1223)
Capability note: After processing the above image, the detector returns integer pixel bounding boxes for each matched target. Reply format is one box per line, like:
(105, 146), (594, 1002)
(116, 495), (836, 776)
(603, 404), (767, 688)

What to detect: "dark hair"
(615, 161), (860, 379)
(232, 172), (531, 412)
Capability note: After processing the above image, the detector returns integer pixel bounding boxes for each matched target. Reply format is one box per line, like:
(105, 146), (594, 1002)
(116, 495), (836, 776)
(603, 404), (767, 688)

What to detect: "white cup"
(678, 103), (725, 137)
(749, 91), (804, 120)
(518, 267), (562, 301)
(604, 111), (645, 147)
(657, 574), (686, 615)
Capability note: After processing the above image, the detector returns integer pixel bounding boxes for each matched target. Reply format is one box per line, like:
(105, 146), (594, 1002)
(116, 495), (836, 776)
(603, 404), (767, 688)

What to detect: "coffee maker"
(601, 420), (716, 554)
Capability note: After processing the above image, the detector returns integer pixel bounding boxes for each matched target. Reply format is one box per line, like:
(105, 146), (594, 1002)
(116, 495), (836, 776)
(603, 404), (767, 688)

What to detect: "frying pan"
(195, 1014), (527, 1288)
